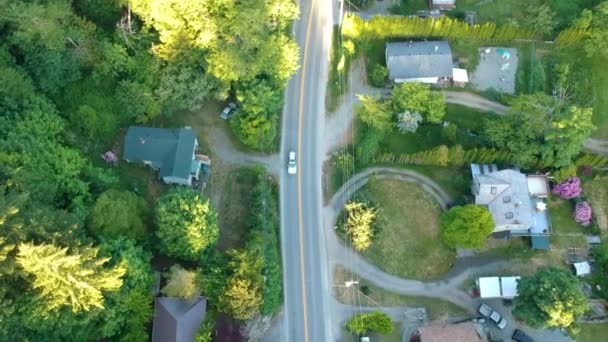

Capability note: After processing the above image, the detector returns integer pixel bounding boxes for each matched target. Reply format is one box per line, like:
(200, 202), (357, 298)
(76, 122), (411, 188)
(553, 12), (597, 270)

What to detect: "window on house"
(505, 212), (514, 219)
(491, 187), (497, 194)
(503, 196), (512, 203)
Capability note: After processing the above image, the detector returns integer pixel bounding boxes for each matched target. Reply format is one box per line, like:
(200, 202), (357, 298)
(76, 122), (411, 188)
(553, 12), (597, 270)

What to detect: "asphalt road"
(279, 0), (334, 341)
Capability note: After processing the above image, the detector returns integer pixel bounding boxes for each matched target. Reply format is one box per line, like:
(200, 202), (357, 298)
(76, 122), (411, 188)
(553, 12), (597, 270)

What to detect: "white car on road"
(288, 151), (297, 175)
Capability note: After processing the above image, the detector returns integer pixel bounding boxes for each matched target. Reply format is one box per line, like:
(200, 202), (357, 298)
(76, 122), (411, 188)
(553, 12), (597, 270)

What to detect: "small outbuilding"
(573, 261), (592, 276)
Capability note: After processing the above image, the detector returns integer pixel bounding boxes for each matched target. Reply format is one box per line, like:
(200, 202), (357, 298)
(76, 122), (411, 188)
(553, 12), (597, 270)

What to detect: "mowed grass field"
(359, 180), (456, 280)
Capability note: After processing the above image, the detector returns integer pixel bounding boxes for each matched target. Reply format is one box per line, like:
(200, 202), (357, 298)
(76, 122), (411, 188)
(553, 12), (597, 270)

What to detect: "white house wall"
(394, 77), (439, 84)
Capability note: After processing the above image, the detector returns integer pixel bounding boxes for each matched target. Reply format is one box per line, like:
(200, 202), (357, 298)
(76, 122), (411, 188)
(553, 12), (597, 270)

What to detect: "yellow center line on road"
(297, 0), (316, 341)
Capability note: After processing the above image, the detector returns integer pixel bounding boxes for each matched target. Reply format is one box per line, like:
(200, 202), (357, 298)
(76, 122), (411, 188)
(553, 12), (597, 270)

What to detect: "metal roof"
(123, 126), (196, 180)
(152, 297), (207, 342)
(385, 41), (453, 80)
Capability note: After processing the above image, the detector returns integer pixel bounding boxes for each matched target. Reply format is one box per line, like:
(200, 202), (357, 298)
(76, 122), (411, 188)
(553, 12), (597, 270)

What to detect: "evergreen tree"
(16, 243), (125, 313)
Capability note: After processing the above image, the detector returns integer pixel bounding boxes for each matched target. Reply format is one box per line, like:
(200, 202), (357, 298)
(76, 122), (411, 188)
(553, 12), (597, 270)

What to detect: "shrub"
(346, 311), (393, 335)
(395, 111), (422, 134)
(552, 177), (582, 199)
(336, 152), (355, 180)
(553, 165), (577, 183)
(574, 201), (592, 226)
(368, 64), (387, 87)
(344, 202), (377, 251)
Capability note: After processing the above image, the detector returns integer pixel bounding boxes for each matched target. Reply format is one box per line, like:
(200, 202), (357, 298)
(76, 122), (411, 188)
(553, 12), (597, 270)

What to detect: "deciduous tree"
(155, 188), (219, 261)
(514, 267), (588, 329)
(391, 82), (445, 124)
(440, 205), (494, 249)
(88, 189), (148, 241)
(219, 277), (262, 321)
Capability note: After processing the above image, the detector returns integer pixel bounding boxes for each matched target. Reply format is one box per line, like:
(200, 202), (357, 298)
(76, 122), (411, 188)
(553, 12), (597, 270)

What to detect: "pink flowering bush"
(552, 177), (582, 199)
(574, 201), (592, 226)
(101, 151), (118, 167)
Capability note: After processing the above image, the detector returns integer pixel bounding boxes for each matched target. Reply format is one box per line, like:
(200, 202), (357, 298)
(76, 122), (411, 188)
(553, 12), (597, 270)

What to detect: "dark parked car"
(512, 329), (534, 342)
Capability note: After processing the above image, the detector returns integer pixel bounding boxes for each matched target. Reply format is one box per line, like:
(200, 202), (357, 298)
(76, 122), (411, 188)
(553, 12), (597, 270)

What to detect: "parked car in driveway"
(220, 102), (237, 120)
(478, 303), (507, 329)
(512, 329), (534, 342)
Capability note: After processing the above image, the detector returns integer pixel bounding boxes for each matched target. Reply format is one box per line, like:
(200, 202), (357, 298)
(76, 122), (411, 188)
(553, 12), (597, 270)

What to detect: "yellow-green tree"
(16, 242), (125, 313)
(219, 277), (263, 321)
(161, 265), (200, 302)
(344, 202), (377, 251)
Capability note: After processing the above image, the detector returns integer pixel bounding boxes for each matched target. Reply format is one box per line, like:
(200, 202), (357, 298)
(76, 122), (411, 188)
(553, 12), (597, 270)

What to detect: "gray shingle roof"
(152, 297), (207, 342)
(385, 41), (453, 80)
(123, 126), (196, 180)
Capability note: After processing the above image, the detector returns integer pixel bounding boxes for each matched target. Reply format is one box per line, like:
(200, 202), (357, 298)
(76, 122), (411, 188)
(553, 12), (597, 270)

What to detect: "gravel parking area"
(471, 47), (518, 94)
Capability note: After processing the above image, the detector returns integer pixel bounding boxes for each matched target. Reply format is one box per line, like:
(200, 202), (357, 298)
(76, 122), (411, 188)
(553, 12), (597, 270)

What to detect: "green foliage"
(553, 165), (578, 183)
(231, 78), (284, 151)
(342, 14), (536, 43)
(440, 205), (494, 249)
(514, 267), (588, 329)
(517, 59), (547, 95)
(98, 237), (154, 340)
(344, 202), (377, 251)
(116, 80), (161, 123)
(156, 60), (224, 112)
(484, 94), (595, 168)
(162, 265), (200, 302)
(391, 82), (445, 124)
(155, 188), (219, 261)
(591, 242), (608, 300)
(346, 311), (394, 335)
(219, 277), (262, 321)
(584, 3), (608, 58)
(246, 174), (283, 315)
(336, 152), (355, 180)
(368, 64), (388, 87)
(520, 4), (557, 38)
(357, 95), (393, 132)
(198, 252), (229, 312)
(88, 189), (148, 241)
(356, 127), (385, 165)
(16, 243), (125, 313)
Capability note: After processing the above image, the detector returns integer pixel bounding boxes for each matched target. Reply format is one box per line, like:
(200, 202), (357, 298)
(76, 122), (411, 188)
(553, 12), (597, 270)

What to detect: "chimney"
(434, 45), (439, 52)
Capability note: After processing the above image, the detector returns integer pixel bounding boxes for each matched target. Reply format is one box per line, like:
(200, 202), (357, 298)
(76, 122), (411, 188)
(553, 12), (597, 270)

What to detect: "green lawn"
(591, 56), (608, 139)
(576, 323), (608, 342)
(445, 104), (494, 133)
(582, 174), (608, 231)
(548, 197), (583, 234)
(357, 180), (456, 280)
(334, 267), (468, 320)
(381, 126), (446, 154)
(216, 168), (258, 251)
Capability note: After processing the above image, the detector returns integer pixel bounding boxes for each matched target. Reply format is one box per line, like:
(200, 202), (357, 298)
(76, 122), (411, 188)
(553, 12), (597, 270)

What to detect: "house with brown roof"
(418, 322), (486, 342)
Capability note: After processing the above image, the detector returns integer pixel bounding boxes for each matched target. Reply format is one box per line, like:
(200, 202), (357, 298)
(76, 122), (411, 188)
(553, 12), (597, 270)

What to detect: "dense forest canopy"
(0, 0), (295, 340)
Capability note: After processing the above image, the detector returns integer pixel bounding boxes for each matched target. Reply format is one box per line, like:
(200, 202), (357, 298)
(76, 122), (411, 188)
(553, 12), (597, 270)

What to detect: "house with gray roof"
(152, 297), (207, 342)
(123, 126), (202, 186)
(385, 41), (456, 84)
(471, 164), (551, 242)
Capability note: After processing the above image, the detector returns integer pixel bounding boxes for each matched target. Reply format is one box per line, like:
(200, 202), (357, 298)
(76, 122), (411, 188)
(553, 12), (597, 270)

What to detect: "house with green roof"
(123, 126), (202, 186)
